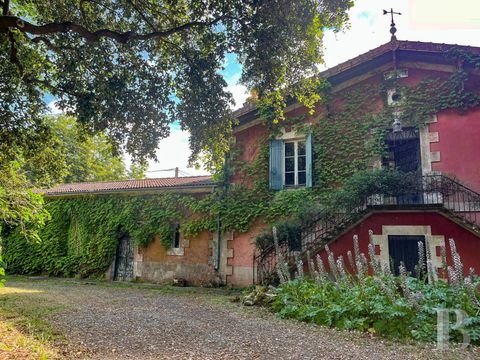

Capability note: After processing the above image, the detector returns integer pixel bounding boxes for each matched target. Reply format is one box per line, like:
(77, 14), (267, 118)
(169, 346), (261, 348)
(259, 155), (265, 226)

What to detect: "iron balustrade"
(253, 174), (480, 284)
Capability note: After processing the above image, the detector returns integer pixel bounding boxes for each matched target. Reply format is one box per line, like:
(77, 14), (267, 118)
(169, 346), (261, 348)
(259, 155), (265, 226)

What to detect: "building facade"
(5, 39), (480, 287)
(231, 40), (480, 284)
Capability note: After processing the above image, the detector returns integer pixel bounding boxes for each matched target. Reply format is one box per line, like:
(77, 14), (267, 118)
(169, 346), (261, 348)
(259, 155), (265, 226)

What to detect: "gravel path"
(3, 279), (479, 360)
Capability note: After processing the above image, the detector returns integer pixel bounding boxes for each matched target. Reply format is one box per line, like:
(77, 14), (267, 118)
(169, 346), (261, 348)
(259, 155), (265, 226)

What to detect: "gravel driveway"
(3, 279), (479, 360)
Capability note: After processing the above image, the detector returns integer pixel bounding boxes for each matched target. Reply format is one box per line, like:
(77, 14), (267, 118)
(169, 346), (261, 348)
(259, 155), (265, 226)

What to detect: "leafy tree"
(128, 162), (148, 180)
(0, 0), (353, 259)
(0, 159), (48, 233)
(1, 0), (353, 168)
(0, 157), (50, 284)
(0, 115), (145, 282)
(37, 115), (146, 183)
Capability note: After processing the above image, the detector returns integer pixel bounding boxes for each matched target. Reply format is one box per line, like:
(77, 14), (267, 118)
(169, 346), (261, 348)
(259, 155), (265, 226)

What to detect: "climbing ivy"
(1, 193), (218, 277)
(4, 48), (480, 279)
(312, 84), (390, 187)
(254, 169), (421, 250)
(226, 48), (480, 237)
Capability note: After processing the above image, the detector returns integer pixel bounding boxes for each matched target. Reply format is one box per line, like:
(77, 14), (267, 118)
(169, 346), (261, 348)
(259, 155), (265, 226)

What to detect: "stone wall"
(134, 230), (222, 285)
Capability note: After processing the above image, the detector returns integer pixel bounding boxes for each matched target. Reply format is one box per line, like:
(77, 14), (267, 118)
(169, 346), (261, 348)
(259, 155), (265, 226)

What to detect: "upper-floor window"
(269, 133), (312, 190)
(284, 140), (306, 186)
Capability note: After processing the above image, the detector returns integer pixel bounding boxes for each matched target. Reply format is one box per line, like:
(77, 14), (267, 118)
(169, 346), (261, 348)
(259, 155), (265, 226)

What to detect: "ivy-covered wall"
(3, 48), (480, 284)
(1, 193), (218, 278)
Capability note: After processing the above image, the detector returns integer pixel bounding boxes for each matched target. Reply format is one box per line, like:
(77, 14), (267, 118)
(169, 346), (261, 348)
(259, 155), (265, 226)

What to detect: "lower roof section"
(44, 175), (216, 197)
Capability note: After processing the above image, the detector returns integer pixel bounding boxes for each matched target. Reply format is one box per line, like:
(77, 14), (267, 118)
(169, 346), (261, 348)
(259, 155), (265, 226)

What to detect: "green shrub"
(254, 169), (425, 251)
(271, 235), (480, 345)
(255, 220), (303, 251)
(273, 276), (480, 343)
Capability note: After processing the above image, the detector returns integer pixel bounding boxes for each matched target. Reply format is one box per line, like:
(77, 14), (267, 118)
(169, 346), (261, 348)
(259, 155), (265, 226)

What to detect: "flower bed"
(269, 234), (480, 345)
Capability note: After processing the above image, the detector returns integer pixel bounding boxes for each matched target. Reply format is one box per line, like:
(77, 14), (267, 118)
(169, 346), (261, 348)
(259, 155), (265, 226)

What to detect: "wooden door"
(388, 235), (425, 276)
(393, 137), (421, 173)
(385, 130), (423, 205)
(113, 233), (134, 281)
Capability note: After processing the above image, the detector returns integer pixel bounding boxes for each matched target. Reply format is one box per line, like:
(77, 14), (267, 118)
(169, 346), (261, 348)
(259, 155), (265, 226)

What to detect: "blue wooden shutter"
(269, 139), (283, 190)
(306, 133), (313, 188)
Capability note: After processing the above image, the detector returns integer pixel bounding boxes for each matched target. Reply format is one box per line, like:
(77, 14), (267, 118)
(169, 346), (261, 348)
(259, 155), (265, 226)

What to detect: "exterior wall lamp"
(392, 111), (403, 132)
(392, 116), (402, 132)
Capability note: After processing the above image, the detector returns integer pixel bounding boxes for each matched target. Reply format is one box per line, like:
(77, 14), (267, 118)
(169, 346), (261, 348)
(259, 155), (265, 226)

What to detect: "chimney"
(174, 167), (179, 178)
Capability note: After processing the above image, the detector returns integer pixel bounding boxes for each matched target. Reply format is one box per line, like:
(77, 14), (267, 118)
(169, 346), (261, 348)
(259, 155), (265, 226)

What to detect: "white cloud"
(321, 0), (480, 70)
(409, 0), (480, 30)
(141, 63), (247, 177)
(228, 83), (249, 109)
(224, 72), (249, 109)
(141, 81), (247, 178)
(48, 100), (63, 115)
(145, 128), (210, 178)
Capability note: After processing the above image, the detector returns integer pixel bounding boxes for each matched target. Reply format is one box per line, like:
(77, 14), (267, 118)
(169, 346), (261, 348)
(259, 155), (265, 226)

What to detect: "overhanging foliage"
(0, 0), (353, 166)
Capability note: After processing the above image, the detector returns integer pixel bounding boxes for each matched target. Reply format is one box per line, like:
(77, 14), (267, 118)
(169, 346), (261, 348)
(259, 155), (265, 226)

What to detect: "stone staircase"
(254, 174), (480, 284)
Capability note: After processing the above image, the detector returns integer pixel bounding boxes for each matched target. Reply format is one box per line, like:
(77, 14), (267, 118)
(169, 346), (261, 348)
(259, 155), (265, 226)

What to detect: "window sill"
(283, 185), (306, 190)
(167, 248), (184, 256)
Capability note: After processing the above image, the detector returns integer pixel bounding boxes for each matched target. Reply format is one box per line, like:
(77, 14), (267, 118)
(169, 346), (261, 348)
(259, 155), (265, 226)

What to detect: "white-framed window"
(269, 132), (312, 190)
(284, 139), (307, 186)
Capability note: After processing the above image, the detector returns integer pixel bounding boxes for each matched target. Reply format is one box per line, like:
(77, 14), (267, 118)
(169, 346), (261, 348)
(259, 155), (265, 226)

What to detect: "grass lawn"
(0, 280), (64, 359)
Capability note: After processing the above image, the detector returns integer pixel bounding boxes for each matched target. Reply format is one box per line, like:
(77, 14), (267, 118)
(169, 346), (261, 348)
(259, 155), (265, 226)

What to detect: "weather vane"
(383, 8), (402, 40)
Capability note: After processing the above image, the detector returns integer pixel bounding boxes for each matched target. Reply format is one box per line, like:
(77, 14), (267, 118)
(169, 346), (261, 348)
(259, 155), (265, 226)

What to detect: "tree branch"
(23, 76), (80, 98)
(0, 15), (229, 43)
(126, 0), (157, 31)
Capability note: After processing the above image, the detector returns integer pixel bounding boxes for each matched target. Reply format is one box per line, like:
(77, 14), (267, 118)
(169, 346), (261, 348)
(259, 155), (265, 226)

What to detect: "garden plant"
(270, 231), (480, 345)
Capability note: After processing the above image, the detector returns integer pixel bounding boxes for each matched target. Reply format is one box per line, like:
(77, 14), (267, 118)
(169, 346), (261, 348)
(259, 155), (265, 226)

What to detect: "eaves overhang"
(233, 40), (480, 131)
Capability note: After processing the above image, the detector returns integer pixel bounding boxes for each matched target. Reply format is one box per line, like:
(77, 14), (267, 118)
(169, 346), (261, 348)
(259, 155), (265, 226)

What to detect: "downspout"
(211, 184), (221, 271)
(215, 152), (231, 272)
(215, 215), (221, 271)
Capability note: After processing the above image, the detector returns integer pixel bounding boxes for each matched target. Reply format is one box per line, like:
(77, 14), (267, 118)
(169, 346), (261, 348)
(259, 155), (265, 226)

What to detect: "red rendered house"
(230, 39), (480, 285)
(25, 39), (480, 287)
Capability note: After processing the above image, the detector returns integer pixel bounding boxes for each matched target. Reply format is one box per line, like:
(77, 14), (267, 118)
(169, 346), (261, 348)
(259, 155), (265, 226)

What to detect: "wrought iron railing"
(253, 174), (480, 284)
(253, 206), (368, 285)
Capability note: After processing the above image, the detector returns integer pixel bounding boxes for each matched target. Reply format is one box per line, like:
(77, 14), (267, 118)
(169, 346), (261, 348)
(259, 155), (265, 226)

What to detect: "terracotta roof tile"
(44, 176), (215, 196)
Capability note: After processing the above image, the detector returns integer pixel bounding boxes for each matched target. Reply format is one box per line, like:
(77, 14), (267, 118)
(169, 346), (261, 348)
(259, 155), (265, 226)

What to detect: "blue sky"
(44, 93), (55, 105)
(140, 52), (249, 177)
(222, 53), (243, 85)
(45, 52), (249, 177)
(47, 0), (480, 177)
(221, 53), (249, 109)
